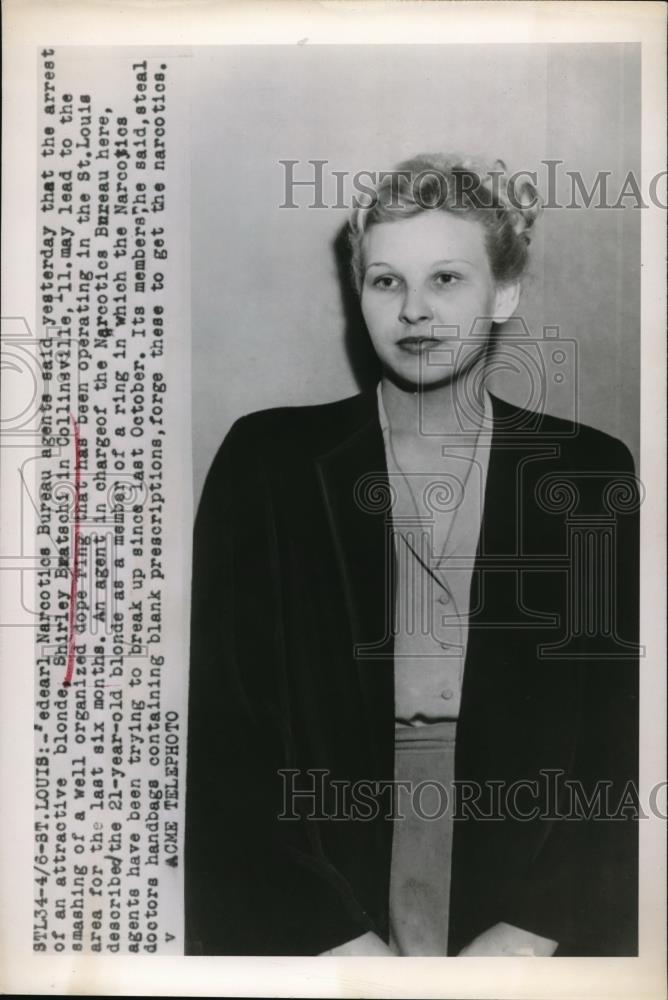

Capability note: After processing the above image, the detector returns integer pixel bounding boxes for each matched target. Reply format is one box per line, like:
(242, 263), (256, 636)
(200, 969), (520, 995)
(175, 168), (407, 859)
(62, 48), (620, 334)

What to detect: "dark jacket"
(184, 388), (639, 957)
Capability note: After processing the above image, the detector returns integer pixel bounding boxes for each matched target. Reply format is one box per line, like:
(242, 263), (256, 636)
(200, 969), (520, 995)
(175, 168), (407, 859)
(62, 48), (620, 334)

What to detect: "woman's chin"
(381, 361), (458, 393)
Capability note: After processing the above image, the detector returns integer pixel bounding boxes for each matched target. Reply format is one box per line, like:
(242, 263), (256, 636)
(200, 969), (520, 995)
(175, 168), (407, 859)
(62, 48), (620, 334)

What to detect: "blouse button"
(437, 592), (450, 605)
(440, 689), (454, 700)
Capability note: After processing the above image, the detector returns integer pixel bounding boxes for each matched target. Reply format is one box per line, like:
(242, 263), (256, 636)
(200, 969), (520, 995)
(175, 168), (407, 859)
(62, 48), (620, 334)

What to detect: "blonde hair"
(348, 153), (542, 292)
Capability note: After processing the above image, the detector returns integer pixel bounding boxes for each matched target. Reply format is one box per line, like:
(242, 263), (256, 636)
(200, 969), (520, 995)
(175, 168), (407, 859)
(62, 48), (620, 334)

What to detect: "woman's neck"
(380, 360), (488, 439)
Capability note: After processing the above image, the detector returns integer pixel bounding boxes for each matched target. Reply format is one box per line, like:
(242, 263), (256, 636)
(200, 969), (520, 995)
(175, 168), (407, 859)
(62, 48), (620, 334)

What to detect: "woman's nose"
(399, 287), (433, 325)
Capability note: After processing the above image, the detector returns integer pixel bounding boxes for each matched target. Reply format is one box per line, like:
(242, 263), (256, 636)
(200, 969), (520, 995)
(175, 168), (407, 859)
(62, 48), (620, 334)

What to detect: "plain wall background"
(191, 43), (640, 503)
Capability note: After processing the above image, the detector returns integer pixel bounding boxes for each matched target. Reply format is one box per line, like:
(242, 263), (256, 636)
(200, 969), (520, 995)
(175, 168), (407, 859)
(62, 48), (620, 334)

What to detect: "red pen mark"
(63, 413), (82, 687)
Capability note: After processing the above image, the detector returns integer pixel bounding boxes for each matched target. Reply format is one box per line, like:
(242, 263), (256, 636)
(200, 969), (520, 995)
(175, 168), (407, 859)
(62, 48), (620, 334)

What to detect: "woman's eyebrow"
(431, 258), (474, 267)
(366, 258), (474, 271)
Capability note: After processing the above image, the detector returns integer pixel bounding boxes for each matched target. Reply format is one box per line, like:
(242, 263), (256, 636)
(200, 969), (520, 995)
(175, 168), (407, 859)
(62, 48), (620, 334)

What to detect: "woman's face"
(360, 210), (519, 389)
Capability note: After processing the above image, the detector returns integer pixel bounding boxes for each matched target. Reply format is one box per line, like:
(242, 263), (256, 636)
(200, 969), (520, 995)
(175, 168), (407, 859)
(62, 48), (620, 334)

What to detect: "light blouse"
(376, 381), (493, 725)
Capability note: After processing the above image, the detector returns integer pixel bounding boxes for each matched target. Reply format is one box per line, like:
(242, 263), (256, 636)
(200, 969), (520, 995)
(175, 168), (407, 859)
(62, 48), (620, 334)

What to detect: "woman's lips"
(396, 336), (442, 354)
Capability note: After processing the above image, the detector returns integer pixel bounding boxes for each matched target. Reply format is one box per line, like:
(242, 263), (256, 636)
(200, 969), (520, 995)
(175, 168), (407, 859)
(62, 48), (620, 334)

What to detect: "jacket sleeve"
(500, 436), (640, 955)
(184, 417), (377, 955)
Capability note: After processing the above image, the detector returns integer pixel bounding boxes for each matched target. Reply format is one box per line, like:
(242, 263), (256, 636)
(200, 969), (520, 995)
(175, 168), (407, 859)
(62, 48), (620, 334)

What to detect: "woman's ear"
(491, 280), (520, 324)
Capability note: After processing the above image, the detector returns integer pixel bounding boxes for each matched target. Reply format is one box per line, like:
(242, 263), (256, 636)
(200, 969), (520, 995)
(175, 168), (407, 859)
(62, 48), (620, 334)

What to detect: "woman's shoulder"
(206, 390), (377, 483)
(235, 390), (368, 426)
(226, 390), (375, 453)
(490, 393), (636, 474)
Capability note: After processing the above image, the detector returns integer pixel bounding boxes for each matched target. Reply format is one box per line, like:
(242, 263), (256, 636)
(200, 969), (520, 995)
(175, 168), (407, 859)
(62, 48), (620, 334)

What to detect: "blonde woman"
(185, 155), (639, 958)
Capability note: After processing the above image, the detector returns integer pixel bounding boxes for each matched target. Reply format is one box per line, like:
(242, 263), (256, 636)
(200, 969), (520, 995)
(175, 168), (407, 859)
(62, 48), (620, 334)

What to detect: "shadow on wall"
(332, 222), (381, 391)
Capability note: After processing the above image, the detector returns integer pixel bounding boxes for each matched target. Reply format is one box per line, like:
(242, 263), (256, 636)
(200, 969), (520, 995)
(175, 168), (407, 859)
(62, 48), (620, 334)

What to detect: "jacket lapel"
(459, 393), (582, 778)
(315, 393), (396, 771)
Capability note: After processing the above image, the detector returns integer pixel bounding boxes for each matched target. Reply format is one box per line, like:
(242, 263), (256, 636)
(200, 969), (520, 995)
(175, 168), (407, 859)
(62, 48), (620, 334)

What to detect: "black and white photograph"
(186, 42), (644, 961)
(1, 2), (665, 997)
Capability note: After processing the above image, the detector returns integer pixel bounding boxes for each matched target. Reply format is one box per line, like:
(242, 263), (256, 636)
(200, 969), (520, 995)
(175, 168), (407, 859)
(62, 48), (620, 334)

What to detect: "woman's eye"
(434, 272), (458, 287)
(373, 275), (400, 290)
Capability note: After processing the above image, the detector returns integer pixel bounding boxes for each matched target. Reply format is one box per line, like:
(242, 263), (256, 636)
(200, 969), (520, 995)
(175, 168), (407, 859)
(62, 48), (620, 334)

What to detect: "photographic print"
(1, 3), (665, 997)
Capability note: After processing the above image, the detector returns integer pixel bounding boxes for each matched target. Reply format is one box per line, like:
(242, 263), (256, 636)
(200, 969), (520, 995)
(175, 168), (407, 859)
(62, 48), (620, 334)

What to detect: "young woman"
(185, 155), (639, 957)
